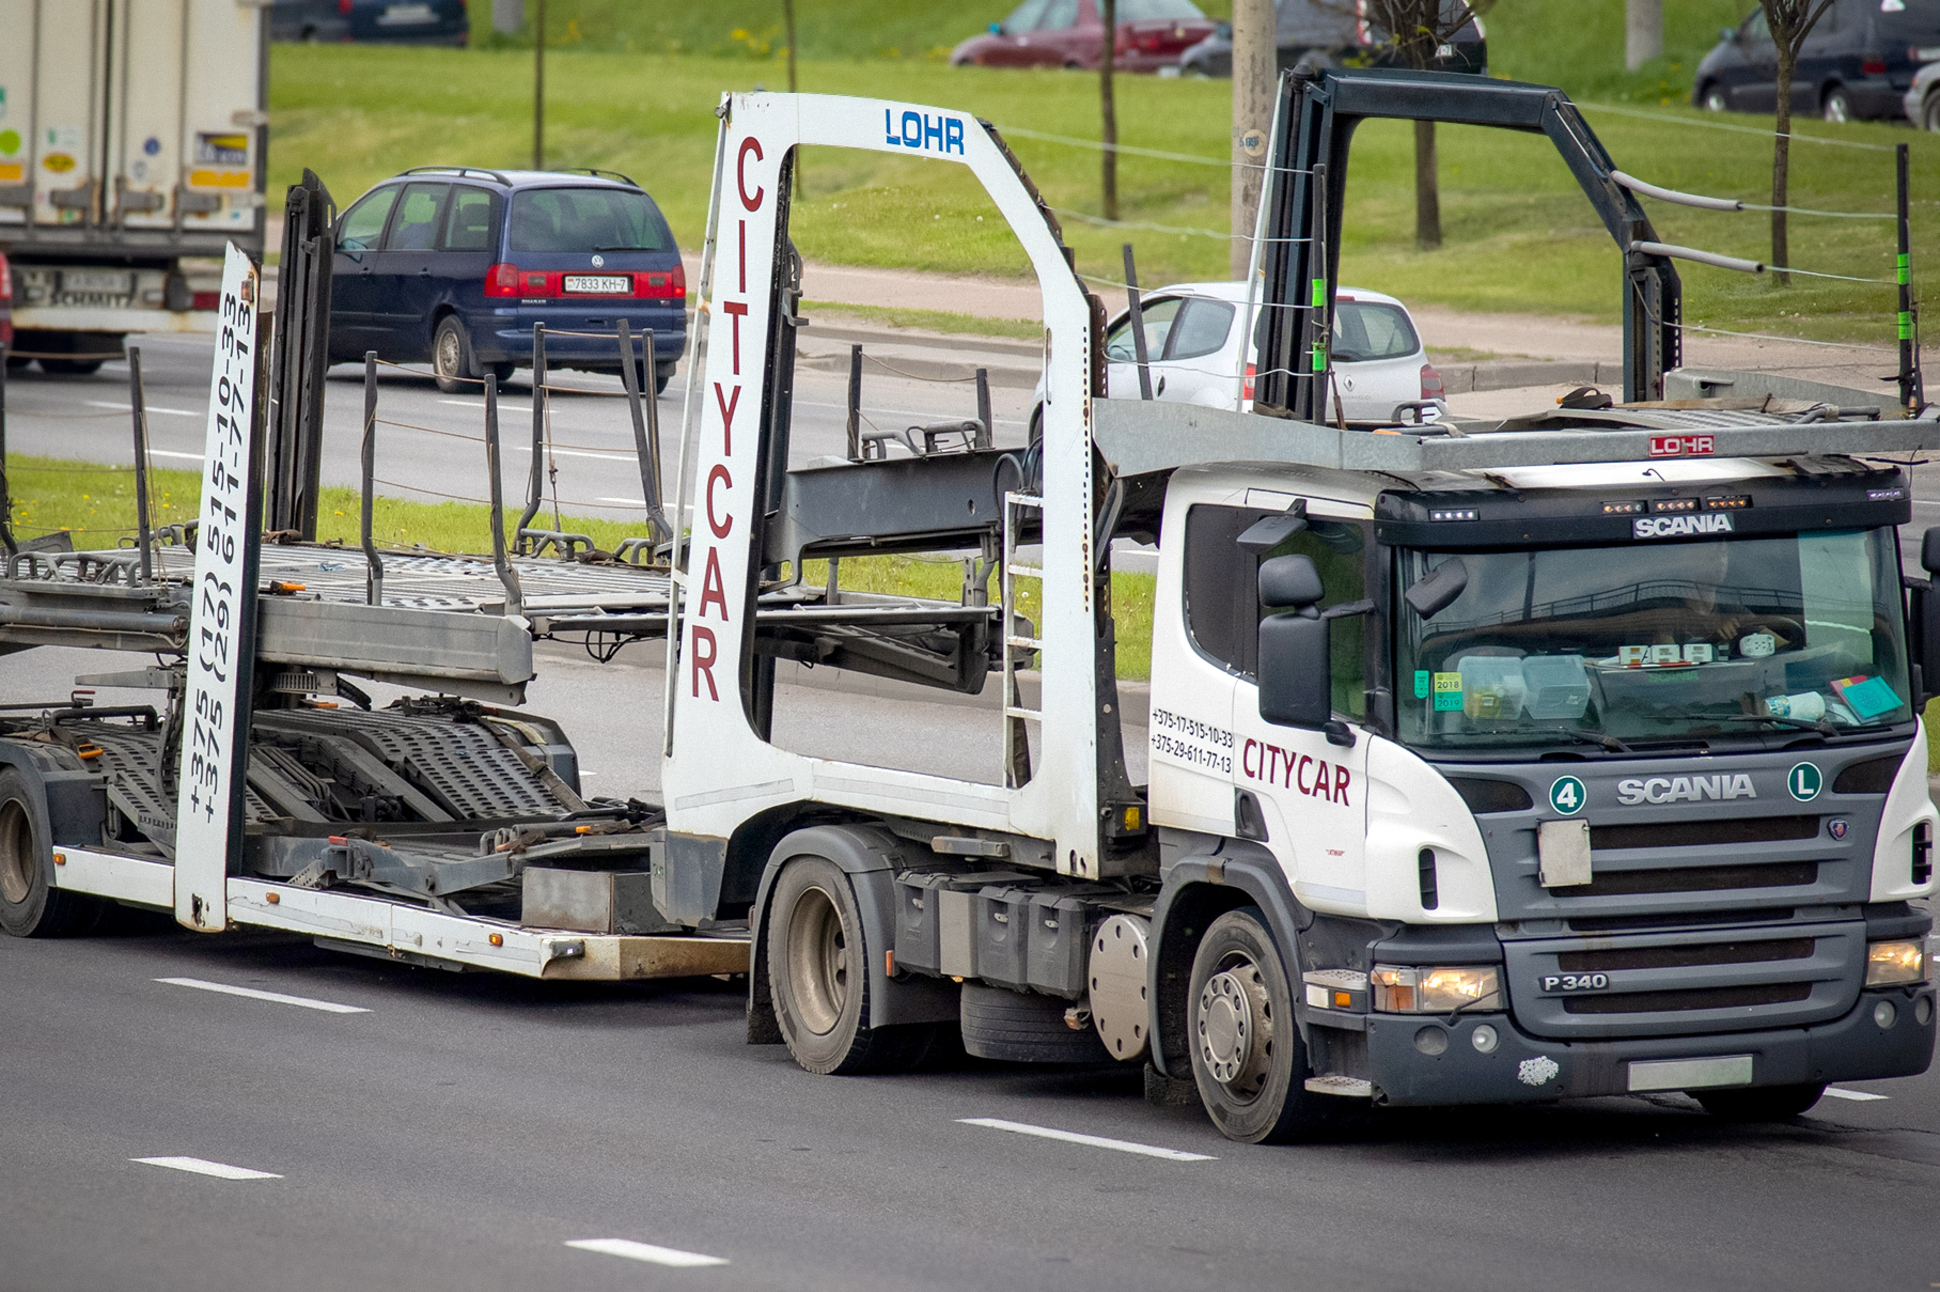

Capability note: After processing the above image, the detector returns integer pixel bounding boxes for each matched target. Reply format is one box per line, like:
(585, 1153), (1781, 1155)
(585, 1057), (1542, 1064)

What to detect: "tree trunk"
(1772, 48), (1793, 284)
(783, 0), (798, 93)
(1100, 0), (1118, 222)
(1414, 119), (1441, 251)
(1229, 0), (1276, 277)
(1625, 0), (1662, 71)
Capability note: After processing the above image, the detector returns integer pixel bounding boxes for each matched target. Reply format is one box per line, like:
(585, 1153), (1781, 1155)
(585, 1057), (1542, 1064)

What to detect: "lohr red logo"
(1648, 434), (1714, 458)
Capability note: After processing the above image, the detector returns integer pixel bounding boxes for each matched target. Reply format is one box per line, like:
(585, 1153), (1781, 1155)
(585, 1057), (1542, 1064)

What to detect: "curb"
(1437, 359), (1621, 394)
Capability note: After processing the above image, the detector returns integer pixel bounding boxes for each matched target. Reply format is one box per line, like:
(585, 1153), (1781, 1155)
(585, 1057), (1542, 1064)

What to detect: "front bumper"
(1359, 985), (1934, 1106)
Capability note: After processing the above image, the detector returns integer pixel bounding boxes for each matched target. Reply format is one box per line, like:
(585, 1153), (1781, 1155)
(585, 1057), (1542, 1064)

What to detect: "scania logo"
(1633, 514), (1733, 539)
(1616, 774), (1756, 805)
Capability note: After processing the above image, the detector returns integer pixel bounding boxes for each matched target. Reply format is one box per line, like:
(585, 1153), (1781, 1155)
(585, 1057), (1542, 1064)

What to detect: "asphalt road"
(6, 338), (1940, 1290)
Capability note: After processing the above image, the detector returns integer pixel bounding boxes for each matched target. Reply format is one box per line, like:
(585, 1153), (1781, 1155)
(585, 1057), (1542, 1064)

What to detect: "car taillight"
(637, 270), (680, 298)
(192, 290), (220, 311)
(1420, 362), (1445, 400)
(671, 263), (686, 299)
(0, 252), (10, 302)
(1863, 56), (1888, 75)
(339, 0), (351, 11)
(486, 262), (521, 297)
(1243, 362), (1256, 402)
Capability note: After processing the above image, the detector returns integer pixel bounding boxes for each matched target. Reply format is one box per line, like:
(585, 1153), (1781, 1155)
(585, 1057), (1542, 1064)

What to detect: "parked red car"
(951, 0), (1215, 71)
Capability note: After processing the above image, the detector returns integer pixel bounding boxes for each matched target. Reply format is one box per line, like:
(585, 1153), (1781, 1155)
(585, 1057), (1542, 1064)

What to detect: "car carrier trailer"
(5, 68), (1940, 1144)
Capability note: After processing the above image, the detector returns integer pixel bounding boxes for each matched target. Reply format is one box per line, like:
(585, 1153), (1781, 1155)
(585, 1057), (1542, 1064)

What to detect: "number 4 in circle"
(1549, 776), (1586, 815)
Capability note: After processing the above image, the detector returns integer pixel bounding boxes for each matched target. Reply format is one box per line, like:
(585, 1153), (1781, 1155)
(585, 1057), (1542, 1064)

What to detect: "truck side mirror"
(1914, 528), (1940, 708)
(1404, 556), (1468, 619)
(1922, 526), (1940, 577)
(1258, 555), (1331, 728)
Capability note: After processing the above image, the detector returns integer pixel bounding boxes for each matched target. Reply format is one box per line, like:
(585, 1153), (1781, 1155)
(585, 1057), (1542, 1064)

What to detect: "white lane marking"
(85, 399), (199, 417)
(599, 496), (644, 505)
(958, 1117), (1216, 1161)
(146, 449), (207, 461)
(133, 1156), (282, 1180)
(156, 976), (369, 1014)
(565, 1239), (728, 1268)
(1823, 1087), (1890, 1102)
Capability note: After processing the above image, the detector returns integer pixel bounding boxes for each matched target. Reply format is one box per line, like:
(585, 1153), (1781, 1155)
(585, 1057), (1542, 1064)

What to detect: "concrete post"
(1230, 0), (1275, 278)
(493, 0), (523, 35)
(1625, 0), (1662, 71)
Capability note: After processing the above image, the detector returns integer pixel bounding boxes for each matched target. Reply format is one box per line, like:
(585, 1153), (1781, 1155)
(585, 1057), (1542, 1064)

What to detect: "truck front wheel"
(767, 855), (932, 1075)
(1187, 906), (1333, 1143)
(0, 769), (100, 938)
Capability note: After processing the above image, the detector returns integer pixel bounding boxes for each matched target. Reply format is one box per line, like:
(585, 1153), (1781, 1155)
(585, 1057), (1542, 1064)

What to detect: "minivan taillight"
(1862, 56), (1888, 75)
(1420, 362), (1445, 400)
(637, 269), (681, 298)
(339, 0), (351, 11)
(486, 263), (520, 297)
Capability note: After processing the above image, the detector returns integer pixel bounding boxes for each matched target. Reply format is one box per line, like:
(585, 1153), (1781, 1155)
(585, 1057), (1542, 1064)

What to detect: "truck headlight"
(1371, 964), (1502, 1013)
(1865, 940), (1928, 986)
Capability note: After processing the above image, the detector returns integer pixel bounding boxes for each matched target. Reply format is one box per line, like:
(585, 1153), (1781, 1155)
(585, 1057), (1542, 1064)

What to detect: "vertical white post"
(174, 244), (264, 932)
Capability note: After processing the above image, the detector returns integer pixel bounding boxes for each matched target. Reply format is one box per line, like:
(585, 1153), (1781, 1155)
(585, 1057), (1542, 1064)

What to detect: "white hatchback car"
(1032, 279), (1445, 430)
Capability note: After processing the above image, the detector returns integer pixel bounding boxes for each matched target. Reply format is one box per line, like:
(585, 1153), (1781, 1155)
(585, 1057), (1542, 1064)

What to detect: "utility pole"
(533, 0), (546, 170)
(1230, 0), (1274, 277)
(1625, 0), (1662, 71)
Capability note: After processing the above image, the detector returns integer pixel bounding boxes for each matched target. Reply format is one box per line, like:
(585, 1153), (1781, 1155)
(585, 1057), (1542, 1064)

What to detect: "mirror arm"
(1320, 598), (1377, 621)
(1322, 719), (1356, 749)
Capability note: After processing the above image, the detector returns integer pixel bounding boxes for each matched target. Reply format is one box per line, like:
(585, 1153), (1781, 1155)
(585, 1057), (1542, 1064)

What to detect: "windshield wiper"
(1510, 729), (1633, 753)
(1701, 713), (1839, 737)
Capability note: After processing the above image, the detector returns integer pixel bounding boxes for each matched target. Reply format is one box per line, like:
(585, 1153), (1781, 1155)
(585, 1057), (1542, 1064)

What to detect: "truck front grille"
(1568, 860), (1818, 898)
(1561, 982), (1813, 1015)
(1589, 815), (1820, 849)
(1557, 937), (1814, 972)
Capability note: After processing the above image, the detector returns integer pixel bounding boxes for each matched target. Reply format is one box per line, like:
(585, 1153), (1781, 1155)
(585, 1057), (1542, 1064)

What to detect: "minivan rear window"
(508, 188), (674, 254)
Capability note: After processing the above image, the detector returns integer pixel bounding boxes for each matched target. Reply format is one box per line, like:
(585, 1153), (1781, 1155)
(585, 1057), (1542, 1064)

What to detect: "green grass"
(270, 35), (1936, 342)
(802, 300), (1039, 339)
(11, 456), (1157, 679)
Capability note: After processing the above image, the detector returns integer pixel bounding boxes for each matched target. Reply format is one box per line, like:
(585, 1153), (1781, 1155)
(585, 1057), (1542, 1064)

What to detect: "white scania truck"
(0, 0), (266, 370)
(3, 69), (1937, 1145)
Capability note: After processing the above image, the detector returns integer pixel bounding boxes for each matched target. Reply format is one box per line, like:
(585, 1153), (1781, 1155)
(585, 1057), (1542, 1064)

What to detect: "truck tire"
(432, 316), (475, 395)
(959, 982), (1111, 1063)
(1186, 906), (1335, 1144)
(1694, 1083), (1826, 1122)
(767, 855), (934, 1075)
(38, 357), (104, 376)
(0, 769), (101, 938)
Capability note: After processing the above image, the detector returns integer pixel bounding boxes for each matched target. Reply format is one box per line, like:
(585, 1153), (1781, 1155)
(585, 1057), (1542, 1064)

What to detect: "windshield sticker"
(1831, 674), (1902, 721)
(1618, 774), (1755, 805)
(1739, 632), (1776, 658)
(1634, 513), (1733, 538)
(1413, 670), (1431, 699)
(1432, 672), (1463, 711)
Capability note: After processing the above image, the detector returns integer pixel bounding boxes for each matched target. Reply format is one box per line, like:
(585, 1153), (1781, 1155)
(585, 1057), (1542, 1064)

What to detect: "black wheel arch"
(0, 741), (105, 910)
(745, 819), (960, 1044)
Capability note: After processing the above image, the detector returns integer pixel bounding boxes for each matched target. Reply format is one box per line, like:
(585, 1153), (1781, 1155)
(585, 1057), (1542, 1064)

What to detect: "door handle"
(418, 268), (431, 277)
(1155, 375), (1166, 396)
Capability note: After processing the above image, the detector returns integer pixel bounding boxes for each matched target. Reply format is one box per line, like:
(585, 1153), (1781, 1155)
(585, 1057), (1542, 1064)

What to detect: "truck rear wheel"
(0, 769), (100, 938)
(767, 855), (932, 1075)
(1694, 1083), (1826, 1122)
(1186, 906), (1333, 1143)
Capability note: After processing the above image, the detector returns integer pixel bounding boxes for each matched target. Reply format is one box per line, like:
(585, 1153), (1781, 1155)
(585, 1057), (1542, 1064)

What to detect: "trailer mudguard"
(747, 823), (960, 1043)
(0, 741), (106, 851)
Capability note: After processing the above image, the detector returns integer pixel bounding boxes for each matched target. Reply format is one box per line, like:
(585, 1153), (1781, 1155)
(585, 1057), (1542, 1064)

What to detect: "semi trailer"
(0, 0), (266, 371)
(3, 68), (1937, 1144)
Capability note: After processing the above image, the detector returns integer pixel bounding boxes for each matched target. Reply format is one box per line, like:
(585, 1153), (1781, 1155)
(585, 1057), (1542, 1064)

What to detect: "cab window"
(1183, 503), (1368, 718)
(384, 182), (449, 252)
(337, 187), (397, 254)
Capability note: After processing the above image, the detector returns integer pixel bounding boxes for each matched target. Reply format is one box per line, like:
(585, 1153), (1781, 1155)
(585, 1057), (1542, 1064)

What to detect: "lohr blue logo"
(883, 109), (966, 155)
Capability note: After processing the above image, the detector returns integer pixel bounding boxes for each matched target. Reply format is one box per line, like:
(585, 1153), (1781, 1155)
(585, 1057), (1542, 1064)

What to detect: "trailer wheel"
(0, 769), (100, 938)
(1186, 906), (1333, 1143)
(768, 856), (930, 1075)
(1694, 1082), (1826, 1122)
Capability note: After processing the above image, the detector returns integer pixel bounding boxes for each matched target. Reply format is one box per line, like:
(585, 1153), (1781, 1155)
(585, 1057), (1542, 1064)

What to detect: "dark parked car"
(1178, 0), (1486, 78)
(1904, 56), (1940, 128)
(950, 0), (1215, 71)
(330, 167), (686, 394)
(1694, 0), (1939, 122)
(271, 0), (468, 46)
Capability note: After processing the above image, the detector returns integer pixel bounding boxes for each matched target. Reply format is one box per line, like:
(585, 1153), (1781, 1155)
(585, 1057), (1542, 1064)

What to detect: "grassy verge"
(802, 300), (1039, 340)
(11, 456), (1157, 680)
(272, 42), (1938, 343)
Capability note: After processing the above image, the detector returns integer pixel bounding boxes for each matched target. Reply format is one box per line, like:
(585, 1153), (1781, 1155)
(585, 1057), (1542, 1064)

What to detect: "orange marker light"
(489, 933), (504, 947)
(266, 892), (280, 904)
(52, 853), (65, 866)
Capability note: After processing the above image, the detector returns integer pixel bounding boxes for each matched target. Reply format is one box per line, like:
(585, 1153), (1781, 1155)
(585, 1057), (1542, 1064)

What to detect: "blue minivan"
(329, 167), (687, 394)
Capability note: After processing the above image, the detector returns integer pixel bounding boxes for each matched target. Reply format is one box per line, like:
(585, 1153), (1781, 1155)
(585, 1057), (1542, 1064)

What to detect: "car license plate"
(379, 3), (436, 25)
(1539, 972), (1609, 993)
(563, 274), (631, 295)
(62, 270), (132, 295)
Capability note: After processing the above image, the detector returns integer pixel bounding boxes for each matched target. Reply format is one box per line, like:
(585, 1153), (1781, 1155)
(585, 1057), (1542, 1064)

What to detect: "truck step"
(1304, 1074), (1374, 1098)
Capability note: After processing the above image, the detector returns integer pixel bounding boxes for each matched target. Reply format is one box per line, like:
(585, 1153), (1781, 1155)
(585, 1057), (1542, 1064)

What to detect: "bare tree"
(782, 0), (798, 93)
(1760, 0), (1835, 284)
(1359, 0), (1494, 251)
(1100, 0), (1119, 221)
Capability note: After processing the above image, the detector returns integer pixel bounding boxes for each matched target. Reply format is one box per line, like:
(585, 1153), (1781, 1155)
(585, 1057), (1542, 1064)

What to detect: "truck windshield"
(1394, 529), (1914, 750)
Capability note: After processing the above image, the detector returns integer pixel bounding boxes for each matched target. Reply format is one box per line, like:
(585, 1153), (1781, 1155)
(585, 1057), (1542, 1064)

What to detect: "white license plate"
(378, 3), (436, 24)
(563, 274), (632, 295)
(1627, 1054), (1754, 1093)
(62, 270), (132, 294)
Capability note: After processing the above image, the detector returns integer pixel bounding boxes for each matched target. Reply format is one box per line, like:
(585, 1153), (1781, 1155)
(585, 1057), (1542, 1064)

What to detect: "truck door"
(27, 0), (101, 227)
(1227, 500), (1374, 911)
(110, 0), (186, 229)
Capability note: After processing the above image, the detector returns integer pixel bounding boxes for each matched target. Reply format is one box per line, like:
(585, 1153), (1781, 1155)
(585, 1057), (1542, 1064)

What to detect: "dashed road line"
(85, 399), (200, 417)
(1824, 1087), (1890, 1102)
(156, 976), (369, 1014)
(565, 1239), (729, 1268)
(134, 1156), (281, 1180)
(146, 448), (206, 461)
(958, 1117), (1216, 1161)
